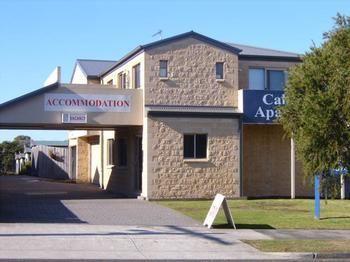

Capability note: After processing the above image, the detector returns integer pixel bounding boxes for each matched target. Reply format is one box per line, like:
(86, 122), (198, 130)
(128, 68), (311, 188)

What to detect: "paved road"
(0, 175), (198, 226)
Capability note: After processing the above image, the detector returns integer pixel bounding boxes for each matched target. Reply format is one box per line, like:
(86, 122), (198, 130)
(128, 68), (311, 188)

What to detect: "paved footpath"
(0, 223), (321, 260)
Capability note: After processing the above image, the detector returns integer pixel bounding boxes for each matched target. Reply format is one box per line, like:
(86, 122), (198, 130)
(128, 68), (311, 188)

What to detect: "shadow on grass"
(213, 223), (275, 229)
(320, 216), (350, 220)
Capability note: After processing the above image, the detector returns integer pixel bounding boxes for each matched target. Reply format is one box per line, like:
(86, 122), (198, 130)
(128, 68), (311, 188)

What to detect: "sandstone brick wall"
(144, 37), (239, 107)
(242, 124), (313, 197)
(238, 60), (299, 90)
(147, 117), (240, 199)
(77, 137), (89, 183)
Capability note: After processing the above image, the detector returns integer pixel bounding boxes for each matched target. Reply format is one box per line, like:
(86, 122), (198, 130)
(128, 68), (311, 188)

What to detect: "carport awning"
(0, 83), (143, 129)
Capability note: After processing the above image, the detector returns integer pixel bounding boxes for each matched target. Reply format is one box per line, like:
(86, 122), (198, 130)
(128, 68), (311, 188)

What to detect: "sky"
(0, 0), (349, 142)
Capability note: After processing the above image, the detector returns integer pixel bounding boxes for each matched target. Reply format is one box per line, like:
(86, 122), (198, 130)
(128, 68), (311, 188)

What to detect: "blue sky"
(0, 0), (348, 142)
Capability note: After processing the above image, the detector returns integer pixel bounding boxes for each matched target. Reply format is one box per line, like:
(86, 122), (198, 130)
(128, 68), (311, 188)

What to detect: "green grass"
(156, 199), (350, 229)
(244, 239), (350, 253)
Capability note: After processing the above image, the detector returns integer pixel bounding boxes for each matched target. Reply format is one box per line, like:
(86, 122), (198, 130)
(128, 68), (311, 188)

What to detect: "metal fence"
(31, 145), (69, 179)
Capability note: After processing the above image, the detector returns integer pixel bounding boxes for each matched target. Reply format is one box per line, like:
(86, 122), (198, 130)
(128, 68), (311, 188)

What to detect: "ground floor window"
(183, 134), (207, 159)
(117, 138), (127, 167)
(107, 139), (114, 165)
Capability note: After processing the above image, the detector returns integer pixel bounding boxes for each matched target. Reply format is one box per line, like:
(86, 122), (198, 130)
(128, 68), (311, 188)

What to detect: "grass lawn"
(157, 199), (350, 229)
(244, 239), (350, 253)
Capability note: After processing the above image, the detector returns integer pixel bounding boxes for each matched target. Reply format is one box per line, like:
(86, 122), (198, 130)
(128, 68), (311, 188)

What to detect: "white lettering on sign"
(62, 113), (87, 124)
(203, 194), (236, 229)
(255, 93), (285, 121)
(45, 93), (131, 112)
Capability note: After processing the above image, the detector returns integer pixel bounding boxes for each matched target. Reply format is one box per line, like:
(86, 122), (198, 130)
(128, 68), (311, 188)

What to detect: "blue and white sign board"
(241, 90), (285, 124)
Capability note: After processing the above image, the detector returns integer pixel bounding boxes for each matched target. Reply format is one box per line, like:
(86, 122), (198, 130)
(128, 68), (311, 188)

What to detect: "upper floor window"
(133, 63), (141, 89)
(249, 68), (265, 90)
(248, 68), (286, 90)
(118, 72), (127, 89)
(267, 70), (285, 90)
(159, 60), (168, 78)
(184, 134), (207, 159)
(107, 79), (113, 85)
(216, 62), (224, 79)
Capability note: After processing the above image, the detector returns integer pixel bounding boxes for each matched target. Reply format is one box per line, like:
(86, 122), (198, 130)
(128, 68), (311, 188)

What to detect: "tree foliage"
(14, 135), (31, 148)
(279, 13), (350, 177)
(0, 140), (22, 173)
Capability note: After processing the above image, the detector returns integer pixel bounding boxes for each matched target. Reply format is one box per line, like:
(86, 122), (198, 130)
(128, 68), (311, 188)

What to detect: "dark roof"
(100, 31), (243, 76)
(32, 140), (69, 147)
(70, 59), (117, 83)
(227, 43), (301, 61)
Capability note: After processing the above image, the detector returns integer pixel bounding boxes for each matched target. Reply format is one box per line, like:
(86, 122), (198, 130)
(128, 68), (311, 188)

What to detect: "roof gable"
(100, 31), (242, 77)
(70, 59), (117, 83)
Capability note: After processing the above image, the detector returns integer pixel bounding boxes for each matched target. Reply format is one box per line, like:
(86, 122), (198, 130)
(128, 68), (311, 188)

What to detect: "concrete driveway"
(0, 175), (199, 226)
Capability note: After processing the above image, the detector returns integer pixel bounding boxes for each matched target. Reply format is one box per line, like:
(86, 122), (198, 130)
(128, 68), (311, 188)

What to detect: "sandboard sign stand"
(203, 194), (236, 229)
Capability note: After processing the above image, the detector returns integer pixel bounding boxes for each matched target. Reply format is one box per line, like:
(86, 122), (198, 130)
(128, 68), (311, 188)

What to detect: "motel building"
(0, 31), (313, 200)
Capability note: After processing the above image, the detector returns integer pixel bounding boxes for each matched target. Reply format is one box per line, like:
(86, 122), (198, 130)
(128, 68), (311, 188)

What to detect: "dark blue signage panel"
(243, 90), (285, 124)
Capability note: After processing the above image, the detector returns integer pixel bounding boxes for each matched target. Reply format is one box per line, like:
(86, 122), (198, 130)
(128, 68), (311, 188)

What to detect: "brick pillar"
(77, 137), (89, 183)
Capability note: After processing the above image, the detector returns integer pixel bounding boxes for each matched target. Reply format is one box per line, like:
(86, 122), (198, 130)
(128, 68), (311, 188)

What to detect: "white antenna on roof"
(152, 30), (163, 40)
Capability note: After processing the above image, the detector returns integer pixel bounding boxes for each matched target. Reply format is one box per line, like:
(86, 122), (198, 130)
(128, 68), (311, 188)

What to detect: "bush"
(19, 161), (32, 175)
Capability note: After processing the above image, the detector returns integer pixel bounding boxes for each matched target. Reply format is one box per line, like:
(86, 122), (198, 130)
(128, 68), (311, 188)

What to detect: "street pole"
(341, 174), (345, 200)
(290, 138), (295, 199)
(314, 175), (320, 219)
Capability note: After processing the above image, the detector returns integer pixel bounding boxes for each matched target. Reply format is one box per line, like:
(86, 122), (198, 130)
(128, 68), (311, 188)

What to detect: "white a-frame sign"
(203, 194), (236, 229)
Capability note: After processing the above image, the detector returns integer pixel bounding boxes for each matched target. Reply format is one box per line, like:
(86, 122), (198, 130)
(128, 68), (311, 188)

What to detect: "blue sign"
(242, 90), (285, 124)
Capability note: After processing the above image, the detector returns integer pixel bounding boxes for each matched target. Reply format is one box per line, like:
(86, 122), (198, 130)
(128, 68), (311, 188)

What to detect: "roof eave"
(239, 54), (302, 62)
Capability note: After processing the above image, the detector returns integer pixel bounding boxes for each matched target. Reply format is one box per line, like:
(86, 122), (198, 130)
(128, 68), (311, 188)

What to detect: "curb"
(313, 252), (350, 259)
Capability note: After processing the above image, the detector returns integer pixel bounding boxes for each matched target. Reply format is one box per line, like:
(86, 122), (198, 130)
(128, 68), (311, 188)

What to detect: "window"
(117, 138), (127, 166)
(118, 72), (127, 89)
(107, 139), (114, 165)
(159, 60), (168, 78)
(248, 68), (265, 90)
(107, 79), (113, 85)
(248, 68), (286, 90)
(133, 63), (141, 88)
(267, 70), (285, 90)
(184, 134), (207, 159)
(216, 62), (224, 79)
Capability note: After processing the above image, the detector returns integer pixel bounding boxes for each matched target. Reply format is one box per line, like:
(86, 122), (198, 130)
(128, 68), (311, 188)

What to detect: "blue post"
(314, 175), (320, 220)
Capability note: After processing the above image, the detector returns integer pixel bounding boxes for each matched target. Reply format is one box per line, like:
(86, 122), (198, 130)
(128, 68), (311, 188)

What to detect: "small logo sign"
(62, 113), (87, 124)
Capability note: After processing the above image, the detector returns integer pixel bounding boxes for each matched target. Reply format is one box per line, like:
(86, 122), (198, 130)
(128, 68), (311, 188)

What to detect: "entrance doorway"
(135, 136), (142, 191)
(70, 146), (77, 180)
(90, 142), (101, 186)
